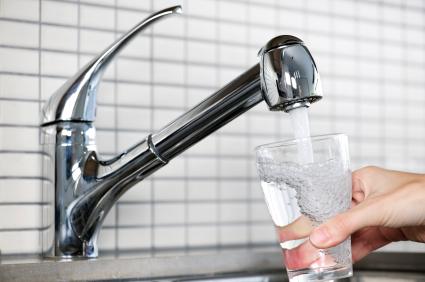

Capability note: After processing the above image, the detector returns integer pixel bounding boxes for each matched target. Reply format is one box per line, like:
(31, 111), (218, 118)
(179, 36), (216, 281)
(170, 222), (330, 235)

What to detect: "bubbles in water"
(328, 237), (352, 265)
(257, 158), (351, 225)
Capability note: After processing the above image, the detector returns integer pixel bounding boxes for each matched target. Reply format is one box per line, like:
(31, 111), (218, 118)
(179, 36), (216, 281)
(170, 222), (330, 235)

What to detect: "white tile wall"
(0, 0), (424, 257)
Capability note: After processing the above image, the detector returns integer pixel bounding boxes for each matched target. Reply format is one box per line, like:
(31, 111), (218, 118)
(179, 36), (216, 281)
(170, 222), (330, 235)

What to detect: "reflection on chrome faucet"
(40, 6), (322, 258)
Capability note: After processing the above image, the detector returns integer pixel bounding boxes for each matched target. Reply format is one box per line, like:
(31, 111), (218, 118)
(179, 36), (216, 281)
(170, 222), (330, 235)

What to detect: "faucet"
(40, 6), (322, 259)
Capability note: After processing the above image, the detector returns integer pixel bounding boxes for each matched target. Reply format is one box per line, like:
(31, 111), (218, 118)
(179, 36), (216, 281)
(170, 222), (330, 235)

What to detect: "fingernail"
(310, 226), (330, 246)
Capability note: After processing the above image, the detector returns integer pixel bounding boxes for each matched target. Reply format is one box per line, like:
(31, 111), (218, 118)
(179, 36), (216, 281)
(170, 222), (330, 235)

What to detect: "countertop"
(1, 251), (425, 282)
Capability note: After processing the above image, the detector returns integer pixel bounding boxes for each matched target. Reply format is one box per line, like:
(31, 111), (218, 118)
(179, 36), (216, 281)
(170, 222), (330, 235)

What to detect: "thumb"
(309, 199), (382, 249)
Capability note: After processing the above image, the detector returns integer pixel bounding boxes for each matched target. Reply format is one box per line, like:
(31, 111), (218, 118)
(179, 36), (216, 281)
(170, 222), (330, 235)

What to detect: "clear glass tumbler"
(255, 134), (353, 281)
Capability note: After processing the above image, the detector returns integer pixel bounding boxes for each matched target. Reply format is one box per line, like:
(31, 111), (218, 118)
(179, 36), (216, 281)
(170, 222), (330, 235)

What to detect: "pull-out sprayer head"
(258, 35), (322, 112)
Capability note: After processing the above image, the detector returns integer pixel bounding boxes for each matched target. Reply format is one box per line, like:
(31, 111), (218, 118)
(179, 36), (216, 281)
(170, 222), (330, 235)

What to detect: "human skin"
(278, 166), (425, 268)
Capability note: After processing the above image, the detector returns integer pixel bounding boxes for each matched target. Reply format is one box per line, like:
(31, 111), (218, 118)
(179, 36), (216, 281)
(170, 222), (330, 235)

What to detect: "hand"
(309, 166), (425, 262)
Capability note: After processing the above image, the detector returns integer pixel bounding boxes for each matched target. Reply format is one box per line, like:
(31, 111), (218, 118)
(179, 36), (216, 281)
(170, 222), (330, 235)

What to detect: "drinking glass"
(255, 134), (352, 281)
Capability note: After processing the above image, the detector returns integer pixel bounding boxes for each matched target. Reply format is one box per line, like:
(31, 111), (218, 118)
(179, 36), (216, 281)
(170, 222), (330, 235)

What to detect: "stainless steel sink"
(165, 272), (425, 282)
(167, 271), (425, 282)
(1, 252), (424, 281)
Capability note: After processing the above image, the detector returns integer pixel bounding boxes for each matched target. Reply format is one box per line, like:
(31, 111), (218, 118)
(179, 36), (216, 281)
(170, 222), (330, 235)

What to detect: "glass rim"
(255, 133), (347, 152)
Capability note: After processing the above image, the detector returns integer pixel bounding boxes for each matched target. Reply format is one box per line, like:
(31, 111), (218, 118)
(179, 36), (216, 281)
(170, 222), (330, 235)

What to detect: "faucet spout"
(41, 6), (322, 259)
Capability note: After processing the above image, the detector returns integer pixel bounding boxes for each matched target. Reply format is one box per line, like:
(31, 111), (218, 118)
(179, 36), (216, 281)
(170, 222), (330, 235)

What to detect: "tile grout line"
(246, 0), (252, 249)
(401, 2), (408, 172)
(214, 0), (221, 253)
(378, 0), (386, 168)
(149, 0), (155, 258)
(113, 0), (119, 258)
(183, 0), (189, 255)
(37, 0), (43, 256)
(354, 0), (361, 165)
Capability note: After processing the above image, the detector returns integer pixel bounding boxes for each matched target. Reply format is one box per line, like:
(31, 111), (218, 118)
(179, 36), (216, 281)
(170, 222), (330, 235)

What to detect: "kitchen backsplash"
(1, 0), (425, 256)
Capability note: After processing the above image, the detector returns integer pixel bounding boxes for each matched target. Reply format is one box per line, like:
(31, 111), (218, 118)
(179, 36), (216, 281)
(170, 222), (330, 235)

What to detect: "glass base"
(287, 264), (353, 282)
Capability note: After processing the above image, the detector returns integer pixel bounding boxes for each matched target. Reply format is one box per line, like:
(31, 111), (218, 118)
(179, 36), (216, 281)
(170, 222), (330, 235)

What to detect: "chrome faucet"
(40, 6), (322, 258)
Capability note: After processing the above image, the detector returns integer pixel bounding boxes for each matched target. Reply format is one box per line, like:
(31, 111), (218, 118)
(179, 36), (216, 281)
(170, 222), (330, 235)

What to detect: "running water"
(288, 107), (314, 164)
(288, 107), (311, 140)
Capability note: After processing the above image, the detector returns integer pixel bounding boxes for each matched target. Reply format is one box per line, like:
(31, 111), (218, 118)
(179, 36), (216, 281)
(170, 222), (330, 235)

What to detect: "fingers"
(277, 215), (314, 243)
(351, 177), (365, 205)
(350, 227), (390, 262)
(351, 227), (405, 262)
(400, 226), (425, 243)
(352, 166), (378, 198)
(310, 181), (425, 250)
(309, 199), (382, 249)
(352, 166), (425, 197)
(283, 240), (320, 270)
(277, 216), (320, 270)
(307, 166), (425, 259)
(283, 239), (339, 270)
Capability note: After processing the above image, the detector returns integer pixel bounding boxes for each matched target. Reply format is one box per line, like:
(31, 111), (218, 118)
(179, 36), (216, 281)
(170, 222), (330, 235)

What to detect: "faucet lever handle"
(41, 6), (182, 125)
